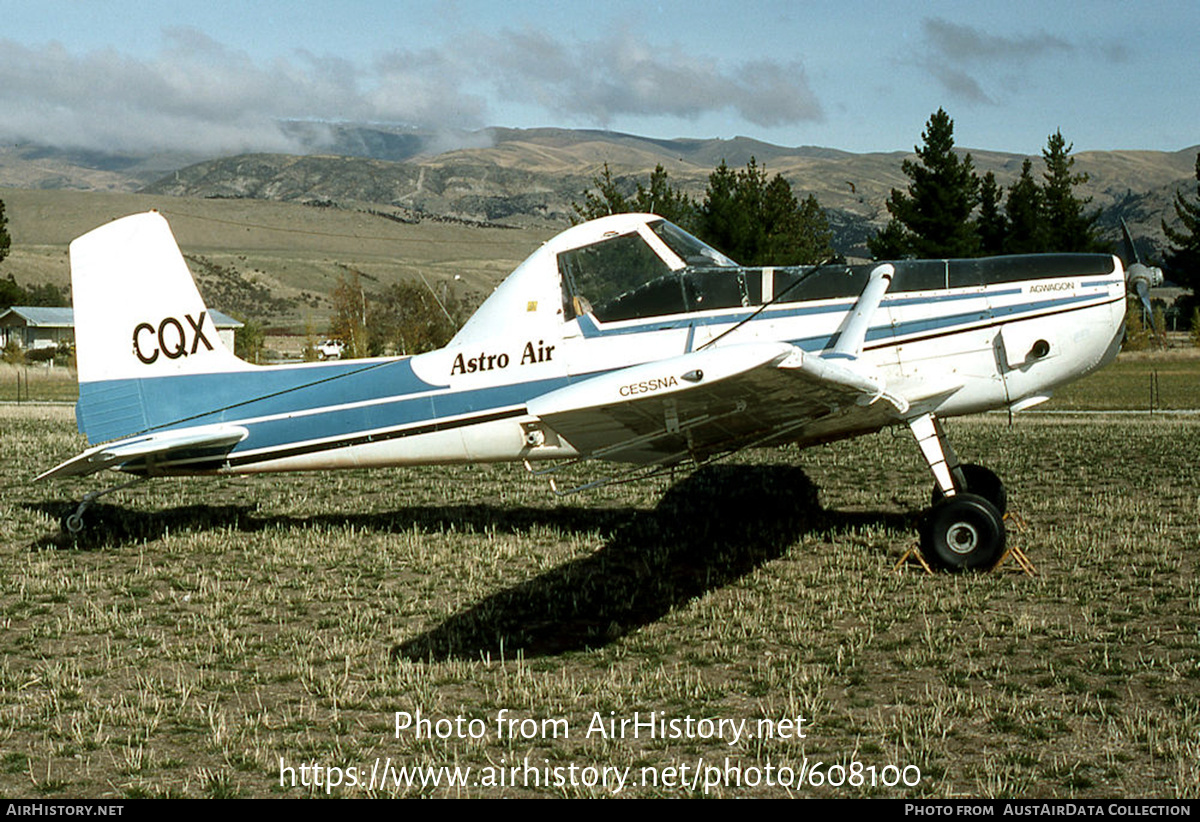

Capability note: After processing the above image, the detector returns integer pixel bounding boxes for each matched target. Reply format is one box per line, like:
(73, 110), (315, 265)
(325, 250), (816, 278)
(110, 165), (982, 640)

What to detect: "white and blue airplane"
(41, 210), (1130, 570)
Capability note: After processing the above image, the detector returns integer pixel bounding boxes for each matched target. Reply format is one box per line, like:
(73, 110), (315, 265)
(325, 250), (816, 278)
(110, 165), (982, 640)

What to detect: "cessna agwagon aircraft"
(41, 211), (1130, 570)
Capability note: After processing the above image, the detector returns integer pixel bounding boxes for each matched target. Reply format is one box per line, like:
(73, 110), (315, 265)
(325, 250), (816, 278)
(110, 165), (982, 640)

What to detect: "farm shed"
(0, 307), (244, 351)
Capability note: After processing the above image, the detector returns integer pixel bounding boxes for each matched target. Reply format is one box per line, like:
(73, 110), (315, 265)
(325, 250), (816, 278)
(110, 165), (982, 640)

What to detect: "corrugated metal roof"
(0, 307), (244, 328)
(209, 310), (244, 329)
(0, 307), (75, 326)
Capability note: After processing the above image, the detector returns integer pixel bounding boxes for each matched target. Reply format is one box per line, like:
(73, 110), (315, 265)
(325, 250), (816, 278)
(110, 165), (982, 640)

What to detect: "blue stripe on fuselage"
(228, 288), (1116, 459)
(880, 292), (1106, 343)
(231, 375), (571, 454)
(579, 288), (1109, 350)
(79, 354), (577, 456)
(575, 286), (1033, 339)
(79, 357), (442, 444)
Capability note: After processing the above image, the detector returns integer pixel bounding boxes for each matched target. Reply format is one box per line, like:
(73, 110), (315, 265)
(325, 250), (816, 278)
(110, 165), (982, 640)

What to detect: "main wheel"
(931, 463), (1007, 515)
(920, 493), (1006, 572)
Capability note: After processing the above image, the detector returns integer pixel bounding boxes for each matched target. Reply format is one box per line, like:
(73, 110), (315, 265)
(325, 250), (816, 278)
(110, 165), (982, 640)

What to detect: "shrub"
(2, 339), (23, 364)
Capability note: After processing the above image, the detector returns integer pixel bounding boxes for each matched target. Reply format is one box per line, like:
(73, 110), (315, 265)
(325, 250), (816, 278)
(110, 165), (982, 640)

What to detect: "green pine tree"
(573, 163), (695, 228)
(0, 275), (24, 310)
(761, 187), (834, 265)
(1004, 160), (1047, 254)
(869, 108), (980, 259)
(698, 159), (742, 260)
(0, 198), (9, 267)
(571, 157), (834, 266)
(731, 158), (770, 263)
(1041, 130), (1102, 252)
(867, 220), (910, 261)
(571, 163), (631, 223)
(1163, 152), (1200, 295)
(631, 165), (696, 229)
(976, 171), (1007, 255)
(699, 158), (834, 265)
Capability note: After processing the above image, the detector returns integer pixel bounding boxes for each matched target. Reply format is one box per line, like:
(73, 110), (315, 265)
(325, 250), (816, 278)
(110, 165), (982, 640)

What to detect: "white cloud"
(0, 26), (823, 155)
(472, 28), (822, 127)
(922, 18), (1073, 63)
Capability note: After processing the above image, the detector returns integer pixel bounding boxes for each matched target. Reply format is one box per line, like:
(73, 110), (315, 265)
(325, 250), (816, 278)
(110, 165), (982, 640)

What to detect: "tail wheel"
(920, 493), (1006, 572)
(932, 463), (1007, 515)
(60, 509), (87, 536)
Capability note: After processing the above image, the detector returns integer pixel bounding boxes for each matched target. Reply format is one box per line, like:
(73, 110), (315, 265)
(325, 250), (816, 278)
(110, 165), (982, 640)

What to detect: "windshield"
(559, 231), (679, 322)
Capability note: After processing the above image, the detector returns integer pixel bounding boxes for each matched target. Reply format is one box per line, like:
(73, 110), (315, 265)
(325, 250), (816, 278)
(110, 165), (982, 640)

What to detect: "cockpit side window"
(650, 219), (738, 267)
(559, 232), (681, 322)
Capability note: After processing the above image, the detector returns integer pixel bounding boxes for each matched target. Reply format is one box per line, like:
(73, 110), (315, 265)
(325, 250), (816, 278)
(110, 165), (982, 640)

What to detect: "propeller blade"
(1135, 279), (1163, 340)
(1120, 218), (1142, 265)
(1136, 279), (1153, 316)
(1121, 223), (1165, 344)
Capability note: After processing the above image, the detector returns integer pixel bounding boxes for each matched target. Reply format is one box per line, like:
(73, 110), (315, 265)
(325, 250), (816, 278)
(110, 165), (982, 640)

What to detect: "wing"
(527, 342), (909, 465)
(36, 425), (249, 481)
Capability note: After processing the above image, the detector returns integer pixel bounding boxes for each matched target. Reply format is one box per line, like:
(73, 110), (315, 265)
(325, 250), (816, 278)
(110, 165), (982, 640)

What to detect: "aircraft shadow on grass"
(392, 465), (911, 661)
(29, 464), (910, 659)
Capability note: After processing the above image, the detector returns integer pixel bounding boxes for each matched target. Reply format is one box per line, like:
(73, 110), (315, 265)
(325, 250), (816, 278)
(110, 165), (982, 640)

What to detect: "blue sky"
(2, 0), (1196, 157)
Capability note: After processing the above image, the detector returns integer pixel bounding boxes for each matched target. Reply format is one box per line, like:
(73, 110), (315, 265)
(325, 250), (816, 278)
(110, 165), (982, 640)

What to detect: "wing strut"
(827, 263), (894, 359)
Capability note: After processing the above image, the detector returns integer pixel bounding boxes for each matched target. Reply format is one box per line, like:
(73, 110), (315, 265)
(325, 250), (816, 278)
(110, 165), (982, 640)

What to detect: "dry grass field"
(1, 189), (1196, 798)
(0, 365), (78, 404)
(0, 402), (1196, 798)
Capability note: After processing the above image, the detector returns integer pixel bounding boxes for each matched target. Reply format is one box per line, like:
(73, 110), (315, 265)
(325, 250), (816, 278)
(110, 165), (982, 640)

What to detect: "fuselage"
(69, 214), (1127, 477)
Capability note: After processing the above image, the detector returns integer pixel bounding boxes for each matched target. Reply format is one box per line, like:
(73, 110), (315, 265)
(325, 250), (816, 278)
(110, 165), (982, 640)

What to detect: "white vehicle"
(316, 339), (344, 360)
(42, 211), (1133, 570)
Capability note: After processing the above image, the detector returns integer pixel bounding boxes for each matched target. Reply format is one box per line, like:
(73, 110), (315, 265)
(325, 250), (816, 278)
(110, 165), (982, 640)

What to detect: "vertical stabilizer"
(71, 212), (251, 443)
(71, 211), (248, 383)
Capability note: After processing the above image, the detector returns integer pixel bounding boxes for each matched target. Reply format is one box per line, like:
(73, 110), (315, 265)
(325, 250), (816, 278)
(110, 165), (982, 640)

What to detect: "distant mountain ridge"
(3, 124), (1196, 258)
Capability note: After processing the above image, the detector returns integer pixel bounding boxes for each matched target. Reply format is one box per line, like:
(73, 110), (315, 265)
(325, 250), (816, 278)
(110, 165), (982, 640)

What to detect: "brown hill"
(137, 127), (1198, 256)
(4, 125), (1196, 254)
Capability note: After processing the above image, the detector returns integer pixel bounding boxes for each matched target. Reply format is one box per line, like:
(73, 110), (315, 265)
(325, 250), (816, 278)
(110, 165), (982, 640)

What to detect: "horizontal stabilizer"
(36, 426), (248, 481)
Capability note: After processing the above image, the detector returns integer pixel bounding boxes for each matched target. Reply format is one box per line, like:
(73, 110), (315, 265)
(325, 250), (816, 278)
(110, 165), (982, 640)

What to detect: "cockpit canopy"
(449, 212), (1117, 348)
(554, 215), (1115, 326)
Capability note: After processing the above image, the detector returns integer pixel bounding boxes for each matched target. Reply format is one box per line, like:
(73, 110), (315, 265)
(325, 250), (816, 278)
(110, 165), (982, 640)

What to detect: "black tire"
(920, 493), (1006, 572)
(931, 463), (1007, 515)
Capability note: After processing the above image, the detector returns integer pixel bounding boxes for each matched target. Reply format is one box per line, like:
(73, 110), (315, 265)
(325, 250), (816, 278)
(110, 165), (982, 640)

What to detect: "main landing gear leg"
(60, 477), (145, 536)
(906, 413), (1006, 572)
